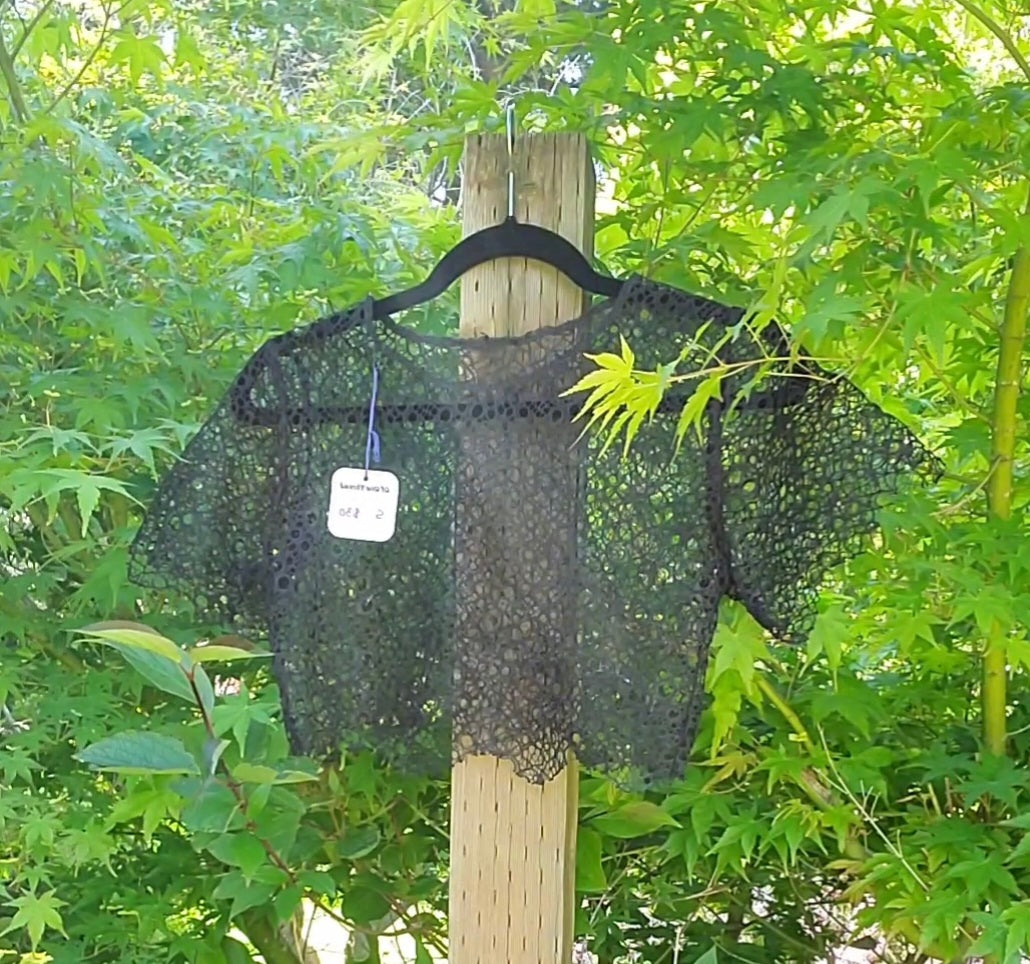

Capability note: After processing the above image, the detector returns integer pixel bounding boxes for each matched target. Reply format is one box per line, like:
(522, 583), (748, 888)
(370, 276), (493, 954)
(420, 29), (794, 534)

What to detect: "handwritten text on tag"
(326, 467), (399, 542)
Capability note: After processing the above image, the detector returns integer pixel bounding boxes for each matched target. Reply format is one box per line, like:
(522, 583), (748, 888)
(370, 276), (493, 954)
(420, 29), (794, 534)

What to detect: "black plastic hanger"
(371, 104), (622, 319)
(371, 215), (624, 320)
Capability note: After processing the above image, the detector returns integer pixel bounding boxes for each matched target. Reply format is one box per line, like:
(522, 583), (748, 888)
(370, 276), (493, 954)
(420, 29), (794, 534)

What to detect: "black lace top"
(129, 276), (936, 785)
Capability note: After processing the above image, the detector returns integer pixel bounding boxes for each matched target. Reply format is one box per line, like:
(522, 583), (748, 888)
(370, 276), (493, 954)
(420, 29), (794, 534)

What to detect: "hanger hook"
(505, 101), (516, 220)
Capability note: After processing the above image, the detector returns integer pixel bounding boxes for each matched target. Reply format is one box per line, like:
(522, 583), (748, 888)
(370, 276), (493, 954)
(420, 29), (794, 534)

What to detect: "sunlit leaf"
(79, 624), (185, 664)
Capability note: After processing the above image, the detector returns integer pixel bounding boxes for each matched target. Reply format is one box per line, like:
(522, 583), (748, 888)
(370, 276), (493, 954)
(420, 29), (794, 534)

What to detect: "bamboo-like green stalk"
(983, 192), (1030, 756)
(0, 25), (28, 123)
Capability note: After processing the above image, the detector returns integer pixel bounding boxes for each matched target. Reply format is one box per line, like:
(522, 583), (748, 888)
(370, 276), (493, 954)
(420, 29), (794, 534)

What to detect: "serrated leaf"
(619, 334), (634, 368)
(1, 891), (66, 949)
(77, 731), (199, 775)
(32, 471), (134, 528)
(74, 477), (102, 536)
(675, 374), (723, 447)
(589, 350), (629, 372)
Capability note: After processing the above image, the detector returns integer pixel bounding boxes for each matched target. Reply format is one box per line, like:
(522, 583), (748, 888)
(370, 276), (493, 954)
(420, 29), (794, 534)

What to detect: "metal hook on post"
(505, 101), (516, 220)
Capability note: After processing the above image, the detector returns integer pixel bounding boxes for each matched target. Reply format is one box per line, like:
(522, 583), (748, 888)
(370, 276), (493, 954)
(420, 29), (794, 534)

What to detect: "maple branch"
(0, 13), (28, 123)
(952, 0), (1030, 83)
(238, 911), (302, 964)
(755, 675), (866, 861)
(44, 0), (114, 116)
(11, 0), (55, 58)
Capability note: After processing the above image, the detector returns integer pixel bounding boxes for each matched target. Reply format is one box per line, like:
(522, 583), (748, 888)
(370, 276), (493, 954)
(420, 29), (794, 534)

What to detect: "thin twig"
(915, 345), (989, 423)
(932, 459), (997, 518)
(11, 0), (55, 58)
(953, 0), (1030, 82)
(44, 0), (114, 115)
(0, 13), (29, 122)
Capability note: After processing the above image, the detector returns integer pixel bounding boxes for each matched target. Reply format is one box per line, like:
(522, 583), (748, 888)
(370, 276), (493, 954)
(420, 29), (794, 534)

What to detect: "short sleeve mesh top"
(129, 276), (937, 785)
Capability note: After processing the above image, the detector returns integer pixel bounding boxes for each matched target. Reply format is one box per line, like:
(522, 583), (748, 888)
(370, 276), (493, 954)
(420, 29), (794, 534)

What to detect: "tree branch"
(755, 676), (866, 861)
(12, 0), (56, 59)
(238, 910), (303, 964)
(0, 15), (29, 123)
(44, 0), (114, 115)
(953, 0), (1030, 83)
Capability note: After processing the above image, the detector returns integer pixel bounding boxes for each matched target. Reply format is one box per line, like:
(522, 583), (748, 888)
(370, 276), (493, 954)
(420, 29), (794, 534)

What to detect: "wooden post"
(448, 132), (595, 963)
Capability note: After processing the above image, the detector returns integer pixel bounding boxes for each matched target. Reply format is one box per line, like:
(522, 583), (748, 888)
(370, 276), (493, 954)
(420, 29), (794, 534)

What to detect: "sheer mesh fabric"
(129, 275), (937, 785)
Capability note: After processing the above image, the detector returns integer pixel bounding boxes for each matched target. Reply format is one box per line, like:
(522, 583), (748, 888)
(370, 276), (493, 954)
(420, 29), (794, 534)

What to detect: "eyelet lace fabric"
(129, 275), (938, 785)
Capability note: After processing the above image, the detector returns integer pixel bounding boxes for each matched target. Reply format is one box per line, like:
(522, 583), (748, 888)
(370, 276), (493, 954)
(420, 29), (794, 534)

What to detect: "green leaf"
(273, 884), (303, 924)
(180, 779), (245, 833)
(214, 690), (273, 753)
(695, 948), (719, 964)
(79, 622), (185, 664)
(805, 606), (847, 674)
(193, 664), (216, 717)
(575, 827), (606, 892)
(220, 936), (254, 964)
(231, 761), (320, 786)
(74, 477), (102, 536)
(29, 470), (134, 527)
(591, 801), (681, 839)
(246, 783), (274, 820)
(675, 373), (723, 447)
(203, 737), (230, 776)
(1, 891), (66, 949)
(709, 608), (768, 695)
(519, 0), (556, 14)
(76, 731), (199, 775)
(342, 886), (391, 924)
(212, 871), (277, 919)
(232, 762), (281, 784)
(270, 767), (320, 785)
(207, 833), (269, 877)
(338, 826), (381, 859)
(107, 785), (182, 840)
(189, 644), (270, 663)
(1006, 834), (1030, 866)
(804, 189), (851, 238)
(299, 870), (337, 898)
(109, 31), (167, 84)
(106, 642), (195, 702)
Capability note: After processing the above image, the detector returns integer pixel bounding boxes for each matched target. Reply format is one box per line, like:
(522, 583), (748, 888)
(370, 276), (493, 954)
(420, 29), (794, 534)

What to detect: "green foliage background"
(0, 0), (1028, 962)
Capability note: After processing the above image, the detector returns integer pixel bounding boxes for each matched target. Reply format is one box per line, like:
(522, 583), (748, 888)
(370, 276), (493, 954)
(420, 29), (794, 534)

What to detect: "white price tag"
(326, 467), (400, 542)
